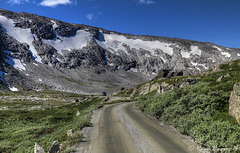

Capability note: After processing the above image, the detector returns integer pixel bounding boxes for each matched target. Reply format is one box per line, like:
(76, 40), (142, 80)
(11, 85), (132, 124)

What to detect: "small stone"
(76, 111), (80, 116)
(34, 142), (46, 153)
(216, 75), (224, 82)
(67, 129), (74, 137)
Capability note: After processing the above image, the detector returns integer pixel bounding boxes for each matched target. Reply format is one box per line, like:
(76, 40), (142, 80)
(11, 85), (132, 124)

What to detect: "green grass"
(136, 59), (240, 151)
(0, 91), (103, 152)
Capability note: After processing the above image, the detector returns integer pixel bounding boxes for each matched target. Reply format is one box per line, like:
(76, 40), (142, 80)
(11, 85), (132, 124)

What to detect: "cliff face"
(0, 9), (240, 94)
(229, 83), (240, 124)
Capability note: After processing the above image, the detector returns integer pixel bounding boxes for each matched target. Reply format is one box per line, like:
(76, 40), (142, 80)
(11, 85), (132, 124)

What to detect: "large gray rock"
(229, 83), (240, 124)
(48, 140), (60, 153)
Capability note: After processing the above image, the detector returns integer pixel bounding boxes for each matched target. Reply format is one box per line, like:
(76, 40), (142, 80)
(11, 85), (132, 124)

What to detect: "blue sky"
(0, 0), (240, 48)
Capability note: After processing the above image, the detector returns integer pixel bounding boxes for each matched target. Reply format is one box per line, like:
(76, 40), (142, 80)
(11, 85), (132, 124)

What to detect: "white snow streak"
(0, 15), (42, 63)
(51, 20), (58, 29)
(33, 63), (39, 66)
(9, 87), (19, 91)
(237, 53), (240, 56)
(43, 30), (92, 55)
(213, 45), (231, 58)
(191, 62), (208, 70)
(96, 34), (174, 55)
(130, 68), (138, 73)
(214, 46), (223, 51)
(221, 52), (231, 58)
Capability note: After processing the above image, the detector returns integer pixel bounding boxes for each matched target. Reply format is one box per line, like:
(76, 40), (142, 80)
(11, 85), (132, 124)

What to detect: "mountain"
(0, 9), (240, 94)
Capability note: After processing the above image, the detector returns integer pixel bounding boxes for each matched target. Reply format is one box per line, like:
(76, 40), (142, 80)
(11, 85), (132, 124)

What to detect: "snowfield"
(0, 15), (42, 63)
(4, 51), (26, 71)
(43, 30), (93, 55)
(96, 33), (174, 56)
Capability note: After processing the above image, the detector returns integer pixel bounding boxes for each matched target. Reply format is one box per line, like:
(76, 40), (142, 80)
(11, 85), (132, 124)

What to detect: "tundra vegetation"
(136, 59), (240, 152)
(0, 90), (103, 152)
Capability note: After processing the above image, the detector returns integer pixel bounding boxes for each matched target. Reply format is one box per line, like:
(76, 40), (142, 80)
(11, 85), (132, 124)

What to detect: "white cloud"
(86, 13), (94, 21)
(86, 12), (101, 21)
(138, 0), (155, 4)
(40, 0), (72, 7)
(7, 0), (29, 5)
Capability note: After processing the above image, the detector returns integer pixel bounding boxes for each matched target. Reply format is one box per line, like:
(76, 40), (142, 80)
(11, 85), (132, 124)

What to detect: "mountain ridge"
(2, 8), (239, 50)
(0, 9), (240, 94)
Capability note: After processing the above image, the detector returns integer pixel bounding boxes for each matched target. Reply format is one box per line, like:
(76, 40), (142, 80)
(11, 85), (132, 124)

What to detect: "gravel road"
(74, 102), (202, 153)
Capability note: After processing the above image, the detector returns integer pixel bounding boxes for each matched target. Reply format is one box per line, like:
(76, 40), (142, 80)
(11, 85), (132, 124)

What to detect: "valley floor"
(74, 102), (202, 153)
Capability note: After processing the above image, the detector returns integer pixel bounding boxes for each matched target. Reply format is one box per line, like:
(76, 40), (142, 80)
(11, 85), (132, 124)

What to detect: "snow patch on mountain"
(4, 51), (26, 70)
(213, 45), (231, 58)
(190, 46), (202, 56)
(51, 20), (58, 29)
(96, 33), (174, 55)
(9, 87), (18, 91)
(130, 68), (138, 73)
(214, 46), (222, 51)
(237, 53), (240, 56)
(43, 30), (93, 55)
(0, 15), (42, 63)
(181, 51), (190, 58)
(221, 52), (231, 58)
(191, 62), (208, 71)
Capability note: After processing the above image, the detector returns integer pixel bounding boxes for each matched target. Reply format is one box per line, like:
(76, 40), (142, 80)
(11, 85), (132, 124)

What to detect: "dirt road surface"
(75, 102), (200, 153)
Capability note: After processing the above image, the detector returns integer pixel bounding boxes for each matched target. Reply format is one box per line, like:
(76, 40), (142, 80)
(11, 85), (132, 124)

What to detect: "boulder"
(48, 140), (60, 153)
(229, 83), (240, 124)
(34, 142), (46, 153)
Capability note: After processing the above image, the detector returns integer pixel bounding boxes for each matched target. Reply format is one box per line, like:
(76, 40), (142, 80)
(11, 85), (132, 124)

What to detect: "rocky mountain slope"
(0, 9), (240, 94)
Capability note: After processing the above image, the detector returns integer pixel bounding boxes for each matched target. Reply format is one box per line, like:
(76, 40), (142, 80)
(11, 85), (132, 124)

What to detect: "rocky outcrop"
(137, 81), (172, 96)
(48, 140), (60, 153)
(154, 69), (183, 80)
(136, 77), (199, 96)
(229, 83), (240, 124)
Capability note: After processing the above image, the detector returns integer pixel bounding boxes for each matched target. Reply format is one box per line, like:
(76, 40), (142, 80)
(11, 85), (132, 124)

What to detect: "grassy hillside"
(0, 90), (103, 152)
(136, 59), (240, 152)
